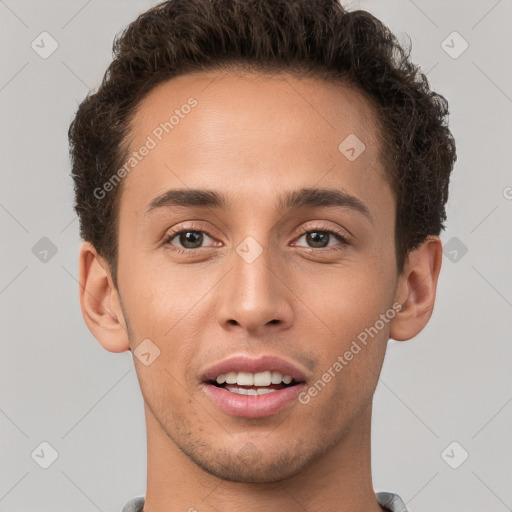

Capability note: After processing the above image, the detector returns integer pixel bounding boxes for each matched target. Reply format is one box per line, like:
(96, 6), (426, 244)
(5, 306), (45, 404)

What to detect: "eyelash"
(163, 223), (351, 255)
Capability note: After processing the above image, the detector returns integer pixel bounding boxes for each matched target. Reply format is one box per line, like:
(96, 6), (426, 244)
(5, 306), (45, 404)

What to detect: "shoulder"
(120, 495), (145, 512)
(375, 491), (410, 512)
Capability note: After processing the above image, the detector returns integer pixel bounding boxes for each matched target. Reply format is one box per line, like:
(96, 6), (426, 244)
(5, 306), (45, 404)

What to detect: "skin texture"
(78, 71), (442, 512)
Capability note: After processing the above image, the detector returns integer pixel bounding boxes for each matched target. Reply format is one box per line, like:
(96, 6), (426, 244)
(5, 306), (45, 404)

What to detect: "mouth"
(208, 370), (300, 394)
(200, 355), (307, 418)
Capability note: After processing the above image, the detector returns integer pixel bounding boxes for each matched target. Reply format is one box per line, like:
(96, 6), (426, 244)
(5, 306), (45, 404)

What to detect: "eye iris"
(180, 231), (203, 249)
(174, 230), (335, 250)
(307, 231), (329, 248)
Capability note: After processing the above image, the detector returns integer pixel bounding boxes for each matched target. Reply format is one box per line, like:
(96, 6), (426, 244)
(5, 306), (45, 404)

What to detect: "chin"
(196, 458), (304, 483)
(182, 444), (312, 483)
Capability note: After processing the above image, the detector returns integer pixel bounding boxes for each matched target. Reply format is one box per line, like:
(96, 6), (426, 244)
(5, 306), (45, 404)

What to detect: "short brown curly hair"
(68, 0), (456, 289)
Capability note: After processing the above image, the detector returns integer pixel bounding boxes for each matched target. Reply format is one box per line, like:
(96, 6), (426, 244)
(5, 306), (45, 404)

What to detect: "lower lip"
(202, 382), (306, 418)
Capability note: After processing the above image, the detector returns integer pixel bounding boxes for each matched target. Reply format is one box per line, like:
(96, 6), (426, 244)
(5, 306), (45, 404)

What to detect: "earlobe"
(78, 241), (130, 353)
(389, 236), (443, 342)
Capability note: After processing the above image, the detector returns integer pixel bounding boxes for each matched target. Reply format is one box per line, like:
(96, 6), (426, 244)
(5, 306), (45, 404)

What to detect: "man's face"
(115, 71), (398, 482)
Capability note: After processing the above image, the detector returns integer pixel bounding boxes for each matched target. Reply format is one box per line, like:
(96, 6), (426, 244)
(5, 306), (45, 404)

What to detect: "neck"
(142, 401), (385, 512)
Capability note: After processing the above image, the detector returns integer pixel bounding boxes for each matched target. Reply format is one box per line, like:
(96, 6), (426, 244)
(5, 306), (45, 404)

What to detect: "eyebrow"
(145, 187), (373, 223)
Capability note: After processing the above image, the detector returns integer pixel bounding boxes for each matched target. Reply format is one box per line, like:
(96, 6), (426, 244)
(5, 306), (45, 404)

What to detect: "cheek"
(306, 322), (387, 428)
(303, 262), (394, 334)
(120, 265), (209, 380)
(118, 251), (191, 335)
(301, 266), (393, 398)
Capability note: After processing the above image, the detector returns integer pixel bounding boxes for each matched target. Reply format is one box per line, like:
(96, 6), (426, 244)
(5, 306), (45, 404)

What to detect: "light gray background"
(1, 0), (511, 511)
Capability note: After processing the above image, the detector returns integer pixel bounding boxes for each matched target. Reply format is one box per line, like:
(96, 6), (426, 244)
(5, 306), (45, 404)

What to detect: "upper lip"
(200, 354), (308, 383)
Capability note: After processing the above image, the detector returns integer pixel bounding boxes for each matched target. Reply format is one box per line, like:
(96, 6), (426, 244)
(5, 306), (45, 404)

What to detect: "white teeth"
(215, 370), (294, 386)
(225, 386), (277, 395)
(271, 371), (283, 384)
(253, 371), (272, 386)
(225, 372), (237, 384)
(237, 371), (253, 386)
(256, 388), (276, 395)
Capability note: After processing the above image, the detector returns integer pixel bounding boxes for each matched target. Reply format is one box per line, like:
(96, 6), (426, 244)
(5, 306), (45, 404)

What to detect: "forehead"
(129, 69), (381, 151)
(120, 70), (389, 216)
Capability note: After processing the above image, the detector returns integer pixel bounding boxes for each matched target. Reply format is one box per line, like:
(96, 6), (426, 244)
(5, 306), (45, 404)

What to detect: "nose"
(215, 244), (294, 336)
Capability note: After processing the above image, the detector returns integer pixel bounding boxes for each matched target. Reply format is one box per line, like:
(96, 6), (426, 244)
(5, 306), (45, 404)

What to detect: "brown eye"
(303, 231), (330, 248)
(176, 231), (204, 249)
(164, 229), (215, 251)
(294, 228), (350, 250)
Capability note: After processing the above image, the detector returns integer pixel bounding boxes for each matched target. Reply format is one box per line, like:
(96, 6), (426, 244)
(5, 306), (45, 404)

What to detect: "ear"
(78, 241), (130, 353)
(389, 235), (443, 342)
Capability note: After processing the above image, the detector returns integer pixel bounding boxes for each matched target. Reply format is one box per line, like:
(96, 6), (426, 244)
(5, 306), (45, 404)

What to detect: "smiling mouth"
(209, 380), (299, 395)
(207, 369), (301, 395)
(202, 369), (306, 417)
